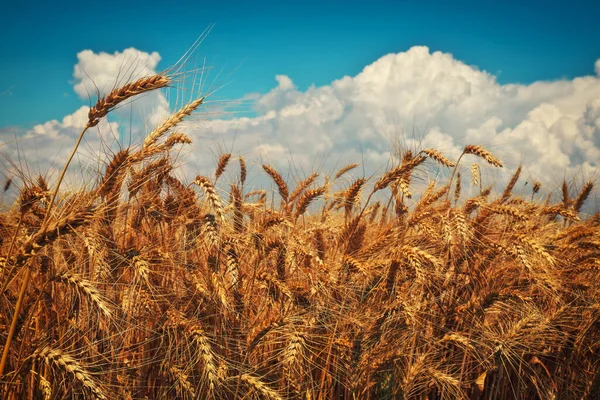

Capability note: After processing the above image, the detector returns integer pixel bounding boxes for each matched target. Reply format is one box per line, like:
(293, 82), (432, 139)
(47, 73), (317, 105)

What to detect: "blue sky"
(1, 0), (600, 195)
(1, 0), (599, 128)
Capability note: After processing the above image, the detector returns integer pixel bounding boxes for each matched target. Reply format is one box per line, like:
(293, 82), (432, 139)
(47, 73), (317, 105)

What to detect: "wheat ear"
(262, 164), (289, 202)
(471, 163), (480, 187)
(345, 178), (366, 217)
(573, 181), (594, 213)
(34, 346), (107, 400)
(3, 178), (11, 192)
(144, 97), (204, 149)
(215, 153), (232, 181)
(31, 370), (52, 400)
(98, 149), (129, 198)
(422, 149), (455, 167)
(239, 157), (247, 186)
(54, 272), (112, 318)
(295, 187), (326, 220)
(463, 145), (503, 168)
(374, 155), (426, 192)
(1, 76), (168, 375)
(501, 165), (522, 202)
(165, 132), (192, 147)
(190, 326), (218, 392)
(289, 173), (319, 205)
(169, 366), (196, 399)
(447, 144), (502, 201)
(194, 176), (224, 222)
(240, 373), (283, 400)
(334, 163), (359, 180)
(88, 74), (170, 127)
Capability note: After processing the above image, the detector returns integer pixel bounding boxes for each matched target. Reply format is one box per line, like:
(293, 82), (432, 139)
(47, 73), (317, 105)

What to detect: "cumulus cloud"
(2, 46), (600, 200)
(1, 48), (169, 188)
(73, 48), (161, 98)
(1, 106), (119, 188)
(185, 46), (600, 193)
(73, 47), (170, 126)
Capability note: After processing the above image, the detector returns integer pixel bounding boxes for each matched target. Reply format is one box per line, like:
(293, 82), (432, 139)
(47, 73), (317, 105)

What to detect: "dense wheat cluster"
(1, 73), (599, 400)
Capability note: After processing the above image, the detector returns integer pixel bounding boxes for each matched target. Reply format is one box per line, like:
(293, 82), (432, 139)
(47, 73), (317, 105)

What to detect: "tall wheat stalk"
(0, 74), (169, 377)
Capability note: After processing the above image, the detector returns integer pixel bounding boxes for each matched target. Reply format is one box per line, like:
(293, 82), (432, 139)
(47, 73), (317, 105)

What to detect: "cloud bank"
(2, 46), (599, 197)
(189, 46), (600, 189)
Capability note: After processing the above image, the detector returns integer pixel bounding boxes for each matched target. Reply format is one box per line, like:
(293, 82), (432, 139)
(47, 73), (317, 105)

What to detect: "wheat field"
(1, 72), (599, 399)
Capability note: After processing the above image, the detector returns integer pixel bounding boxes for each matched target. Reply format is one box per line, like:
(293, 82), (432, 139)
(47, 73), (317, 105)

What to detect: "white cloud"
(275, 75), (295, 90)
(1, 48), (170, 189)
(73, 48), (162, 99)
(27, 106), (89, 139)
(2, 46), (600, 200)
(184, 46), (600, 193)
(73, 47), (170, 134)
(0, 106), (119, 189)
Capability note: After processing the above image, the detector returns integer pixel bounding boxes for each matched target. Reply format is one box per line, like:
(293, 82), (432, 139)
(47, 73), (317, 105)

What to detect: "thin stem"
(0, 267), (31, 376)
(42, 125), (90, 229)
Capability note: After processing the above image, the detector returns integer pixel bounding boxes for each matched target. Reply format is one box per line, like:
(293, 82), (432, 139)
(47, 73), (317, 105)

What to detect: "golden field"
(1, 72), (599, 399)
